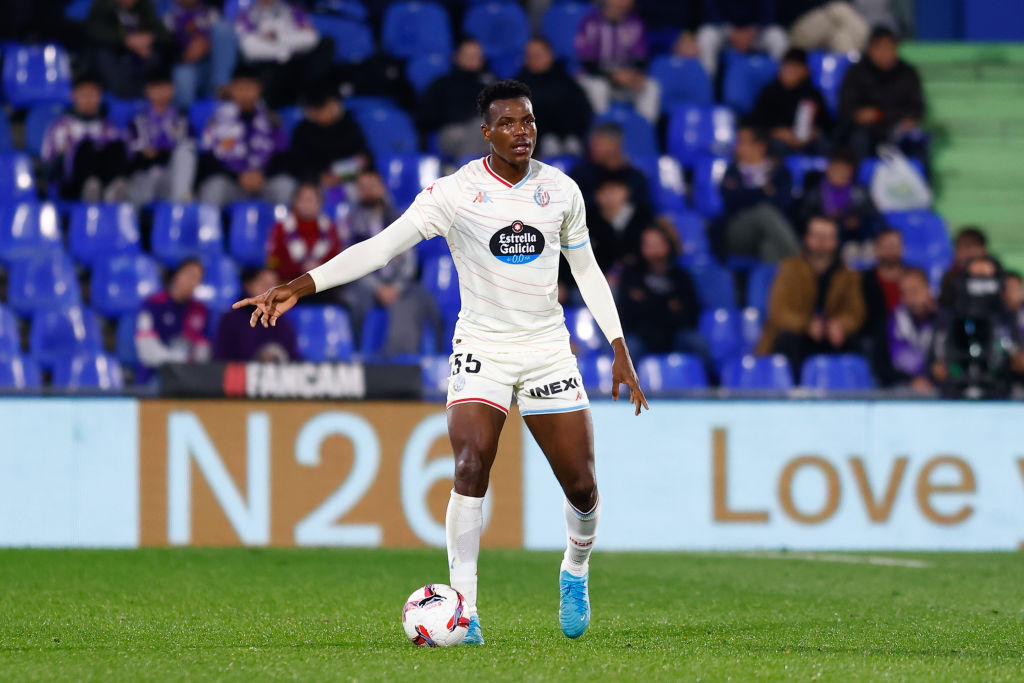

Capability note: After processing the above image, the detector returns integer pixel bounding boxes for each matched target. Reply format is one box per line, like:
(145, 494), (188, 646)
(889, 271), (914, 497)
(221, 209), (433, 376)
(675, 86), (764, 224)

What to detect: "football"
(401, 584), (470, 647)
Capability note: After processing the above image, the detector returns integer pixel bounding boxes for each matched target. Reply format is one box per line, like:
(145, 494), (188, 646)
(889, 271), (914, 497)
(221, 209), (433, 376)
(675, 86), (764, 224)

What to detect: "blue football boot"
(462, 615), (484, 645)
(558, 570), (591, 639)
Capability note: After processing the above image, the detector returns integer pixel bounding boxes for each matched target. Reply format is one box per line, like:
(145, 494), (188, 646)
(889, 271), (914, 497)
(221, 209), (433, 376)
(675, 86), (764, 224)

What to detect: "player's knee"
(564, 478), (597, 513)
(453, 452), (489, 495)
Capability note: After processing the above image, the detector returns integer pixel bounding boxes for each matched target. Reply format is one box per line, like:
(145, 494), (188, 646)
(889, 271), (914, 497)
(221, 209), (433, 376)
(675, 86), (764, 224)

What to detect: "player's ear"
(480, 122), (490, 142)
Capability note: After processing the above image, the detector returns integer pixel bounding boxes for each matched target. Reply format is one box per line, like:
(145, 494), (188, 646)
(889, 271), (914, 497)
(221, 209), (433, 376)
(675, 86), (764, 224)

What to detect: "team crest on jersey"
(473, 191), (492, 203)
(490, 220), (544, 264)
(533, 185), (550, 207)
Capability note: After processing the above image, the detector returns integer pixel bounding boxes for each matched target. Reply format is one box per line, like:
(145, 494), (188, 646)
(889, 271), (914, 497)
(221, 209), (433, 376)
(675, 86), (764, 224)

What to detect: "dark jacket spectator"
(416, 39), (492, 159)
(516, 39), (593, 157)
(126, 69), (194, 205)
(570, 122), (652, 210)
(266, 183), (341, 283)
(214, 268), (299, 361)
(939, 227), (988, 308)
(860, 229), (905, 383)
(585, 177), (654, 272)
(750, 47), (831, 154)
(135, 258), (210, 383)
(799, 149), (880, 251)
(86, 0), (172, 98)
(289, 89), (371, 187)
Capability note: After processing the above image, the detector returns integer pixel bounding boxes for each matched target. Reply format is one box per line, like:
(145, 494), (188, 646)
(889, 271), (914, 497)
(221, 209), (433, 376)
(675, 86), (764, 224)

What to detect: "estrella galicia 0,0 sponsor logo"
(489, 220), (544, 264)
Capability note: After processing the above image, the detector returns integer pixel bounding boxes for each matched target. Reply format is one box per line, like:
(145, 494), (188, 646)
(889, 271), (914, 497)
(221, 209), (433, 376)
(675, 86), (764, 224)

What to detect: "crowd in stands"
(0, 0), (1021, 398)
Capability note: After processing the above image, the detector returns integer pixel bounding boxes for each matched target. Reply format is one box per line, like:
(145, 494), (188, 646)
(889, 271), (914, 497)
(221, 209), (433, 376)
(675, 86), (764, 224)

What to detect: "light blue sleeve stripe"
(560, 238), (590, 251)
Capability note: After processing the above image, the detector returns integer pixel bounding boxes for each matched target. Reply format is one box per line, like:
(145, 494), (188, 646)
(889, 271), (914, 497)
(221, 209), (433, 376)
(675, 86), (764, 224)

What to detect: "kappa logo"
(473, 191), (493, 203)
(526, 376), (580, 398)
(533, 184), (550, 207)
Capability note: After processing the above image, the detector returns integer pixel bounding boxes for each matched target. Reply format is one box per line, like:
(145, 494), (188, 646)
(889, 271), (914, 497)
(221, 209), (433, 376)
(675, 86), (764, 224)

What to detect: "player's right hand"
(233, 284), (299, 328)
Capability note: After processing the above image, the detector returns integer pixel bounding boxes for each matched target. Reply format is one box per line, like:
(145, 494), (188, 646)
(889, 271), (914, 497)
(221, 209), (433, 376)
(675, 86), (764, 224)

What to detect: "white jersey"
(402, 157), (590, 349)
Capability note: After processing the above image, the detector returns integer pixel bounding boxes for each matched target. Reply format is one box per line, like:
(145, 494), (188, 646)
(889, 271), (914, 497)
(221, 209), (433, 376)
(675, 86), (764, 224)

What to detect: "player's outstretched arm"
(563, 241), (649, 415)
(232, 215), (424, 328)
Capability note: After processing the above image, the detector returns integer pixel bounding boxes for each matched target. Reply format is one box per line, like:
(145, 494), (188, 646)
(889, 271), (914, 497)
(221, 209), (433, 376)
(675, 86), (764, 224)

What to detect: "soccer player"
(233, 80), (648, 642)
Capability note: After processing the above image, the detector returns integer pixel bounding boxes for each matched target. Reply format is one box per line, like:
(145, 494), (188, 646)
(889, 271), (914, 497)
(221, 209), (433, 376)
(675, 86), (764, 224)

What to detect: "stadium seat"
(68, 203), (141, 267)
(151, 202), (224, 266)
(699, 308), (742, 369)
(91, 254), (163, 318)
(721, 52), (778, 114)
(565, 307), (606, 356)
(541, 155), (579, 175)
(188, 98), (219, 135)
(222, 0), (252, 20)
(29, 306), (103, 369)
(343, 95), (400, 117)
(318, 0), (367, 21)
(739, 307), (762, 354)
(540, 2), (589, 69)
(7, 253), (81, 316)
(636, 353), (707, 392)
(52, 353), (125, 391)
(667, 105), (736, 168)
(857, 156), (928, 189)
(0, 354), (41, 390)
(690, 155), (728, 217)
(24, 102), (64, 156)
(105, 97), (146, 128)
(2, 43), (72, 107)
(882, 210), (953, 270)
(421, 254), (460, 317)
(420, 354), (451, 400)
(808, 50), (856, 115)
(649, 56), (713, 111)
(666, 210), (708, 265)
(194, 255), (241, 313)
(228, 201), (280, 267)
(746, 262), (778, 314)
(352, 107), (420, 159)
(377, 154), (441, 209)
(800, 354), (874, 391)
(0, 202), (62, 263)
(64, 0), (92, 20)
(721, 354), (793, 391)
(406, 52), (452, 93)
(278, 105), (304, 141)
(293, 305), (355, 362)
(577, 354), (613, 395)
(463, 3), (530, 79)
(311, 14), (375, 63)
(785, 155), (828, 195)
(0, 306), (21, 355)
(0, 114), (12, 152)
(596, 105), (659, 160)
(381, 2), (453, 61)
(115, 313), (139, 367)
(0, 153), (38, 204)
(359, 308), (390, 357)
(688, 262), (736, 310)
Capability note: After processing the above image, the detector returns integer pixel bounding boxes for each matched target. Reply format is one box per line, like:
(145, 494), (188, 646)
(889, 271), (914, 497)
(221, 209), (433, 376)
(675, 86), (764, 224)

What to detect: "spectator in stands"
(860, 228), (904, 382)
(756, 216), (866, 375)
(636, 0), (700, 55)
(619, 223), (709, 365)
(266, 182), (341, 284)
(213, 267), (299, 361)
(798, 148), (880, 261)
(516, 38), (593, 158)
(570, 122), (652, 210)
(338, 170), (442, 356)
(781, 0), (869, 53)
(586, 175), (654, 273)
(838, 26), (925, 160)
(289, 87), (371, 190)
(135, 258), (210, 382)
(887, 267), (938, 393)
(1004, 271), (1024, 339)
(41, 70), (130, 202)
(750, 47), (832, 156)
(695, 0), (788, 77)
(85, 0), (172, 99)
(127, 68), (196, 205)
(163, 0), (238, 109)
(416, 39), (493, 160)
(718, 125), (799, 262)
(196, 65), (296, 206)
(939, 226), (988, 308)
(575, 0), (661, 123)
(235, 0), (335, 108)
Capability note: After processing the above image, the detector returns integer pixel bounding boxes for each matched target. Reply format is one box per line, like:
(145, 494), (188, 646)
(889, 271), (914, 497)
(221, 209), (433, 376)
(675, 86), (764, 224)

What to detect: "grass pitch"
(0, 548), (1021, 681)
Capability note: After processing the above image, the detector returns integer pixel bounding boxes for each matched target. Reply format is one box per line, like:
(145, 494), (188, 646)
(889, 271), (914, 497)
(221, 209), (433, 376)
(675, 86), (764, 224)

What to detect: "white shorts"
(445, 340), (590, 417)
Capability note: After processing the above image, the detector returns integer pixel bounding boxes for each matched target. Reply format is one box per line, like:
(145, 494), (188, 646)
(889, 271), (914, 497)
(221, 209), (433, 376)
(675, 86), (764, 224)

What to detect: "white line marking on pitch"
(736, 552), (931, 568)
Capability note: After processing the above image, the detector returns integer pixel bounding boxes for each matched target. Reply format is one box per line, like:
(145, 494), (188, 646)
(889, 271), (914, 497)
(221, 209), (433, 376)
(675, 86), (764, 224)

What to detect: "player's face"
(483, 97), (537, 166)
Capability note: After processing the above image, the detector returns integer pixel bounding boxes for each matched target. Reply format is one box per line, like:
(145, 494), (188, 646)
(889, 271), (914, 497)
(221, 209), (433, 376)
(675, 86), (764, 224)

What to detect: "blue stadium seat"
(647, 155), (687, 212)
(421, 254), (460, 317)
(666, 210), (708, 265)
(800, 354), (874, 391)
(194, 255), (241, 313)
(420, 354), (451, 400)
(649, 56), (713, 111)
(406, 52), (452, 93)
(540, 2), (589, 69)
(746, 262), (778, 314)
(377, 154), (441, 209)
(808, 51), (856, 115)
(52, 353), (125, 391)
(596, 105), (659, 160)
(463, 3), (530, 79)
(0, 114), (12, 152)
(721, 52), (779, 114)
(0, 202), (62, 263)
(565, 307), (607, 356)
(699, 308), (742, 369)
(352, 107), (420, 158)
(318, 0), (367, 21)
(115, 313), (139, 367)
(541, 155), (580, 175)
(312, 14), (375, 63)
(857, 156), (928, 189)
(0, 153), (38, 203)
(2, 43), (72, 107)
(690, 154), (728, 217)
(382, 2), (453, 61)
(294, 305), (355, 362)
(721, 354), (793, 391)
(105, 97), (146, 128)
(882, 210), (953, 270)
(91, 254), (163, 318)
(0, 306), (21, 355)
(0, 354), (41, 390)
(577, 354), (613, 395)
(360, 308), (390, 357)
(785, 155), (828, 195)
(228, 201), (279, 267)
(278, 105), (304, 141)
(739, 307), (762, 354)
(151, 202), (224, 266)
(24, 102), (65, 156)
(344, 95), (400, 116)
(688, 261), (736, 310)
(30, 306), (103, 369)
(222, 0), (252, 20)
(64, 0), (92, 20)
(667, 106), (736, 167)
(7, 254), (81, 316)
(188, 98), (219, 135)
(636, 353), (707, 392)
(68, 203), (141, 267)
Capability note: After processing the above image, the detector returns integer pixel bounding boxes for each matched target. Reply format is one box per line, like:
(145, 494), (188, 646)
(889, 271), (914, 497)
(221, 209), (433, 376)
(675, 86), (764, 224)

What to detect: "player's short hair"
(476, 79), (532, 123)
(955, 226), (987, 248)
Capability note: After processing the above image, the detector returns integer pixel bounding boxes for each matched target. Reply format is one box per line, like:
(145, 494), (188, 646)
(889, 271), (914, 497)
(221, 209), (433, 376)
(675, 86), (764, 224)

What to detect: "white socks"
(445, 489), (483, 617)
(561, 496), (600, 577)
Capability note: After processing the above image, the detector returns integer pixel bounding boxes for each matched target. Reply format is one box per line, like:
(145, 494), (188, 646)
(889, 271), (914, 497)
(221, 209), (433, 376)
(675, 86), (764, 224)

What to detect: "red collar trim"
(482, 156), (514, 188)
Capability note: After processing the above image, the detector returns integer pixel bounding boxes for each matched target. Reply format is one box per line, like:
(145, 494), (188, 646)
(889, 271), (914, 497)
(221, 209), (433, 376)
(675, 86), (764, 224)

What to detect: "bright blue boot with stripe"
(462, 615), (484, 645)
(558, 570), (591, 639)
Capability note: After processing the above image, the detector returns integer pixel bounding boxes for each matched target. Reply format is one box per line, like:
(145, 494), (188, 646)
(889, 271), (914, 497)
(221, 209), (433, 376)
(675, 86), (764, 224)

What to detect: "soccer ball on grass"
(401, 584), (470, 647)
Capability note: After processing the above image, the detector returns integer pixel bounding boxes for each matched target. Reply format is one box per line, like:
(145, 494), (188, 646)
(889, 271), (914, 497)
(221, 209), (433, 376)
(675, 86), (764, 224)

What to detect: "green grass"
(1, 549), (1021, 681)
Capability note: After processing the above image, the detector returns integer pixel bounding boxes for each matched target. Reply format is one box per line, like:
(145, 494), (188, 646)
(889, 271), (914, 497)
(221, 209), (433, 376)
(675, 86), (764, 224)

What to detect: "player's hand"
(233, 283), (299, 328)
(610, 338), (648, 416)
